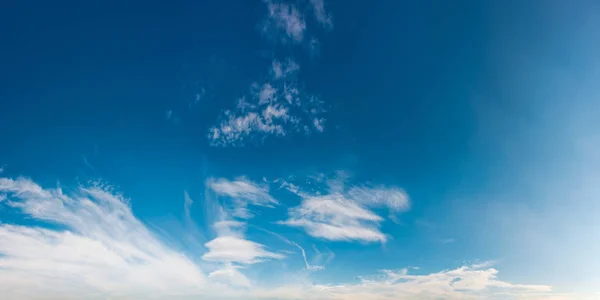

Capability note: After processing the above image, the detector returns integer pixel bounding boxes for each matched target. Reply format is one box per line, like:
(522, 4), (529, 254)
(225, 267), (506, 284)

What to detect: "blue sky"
(1, 0), (600, 299)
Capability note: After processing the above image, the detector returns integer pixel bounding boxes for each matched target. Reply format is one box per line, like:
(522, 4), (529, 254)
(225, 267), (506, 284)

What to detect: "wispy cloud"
(0, 175), (580, 299)
(249, 263), (557, 300)
(206, 177), (277, 218)
(277, 175), (410, 243)
(208, 59), (325, 146)
(347, 185), (410, 212)
(262, 0), (306, 43)
(309, 0), (333, 29)
(278, 193), (388, 243)
(256, 226), (327, 271)
(81, 155), (94, 170)
(0, 177), (205, 299)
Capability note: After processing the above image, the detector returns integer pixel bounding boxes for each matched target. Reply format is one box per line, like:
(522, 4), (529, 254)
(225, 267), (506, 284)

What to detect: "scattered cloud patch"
(309, 0), (333, 29)
(262, 0), (306, 43)
(208, 59), (325, 146)
(262, 0), (333, 44)
(208, 264), (252, 288)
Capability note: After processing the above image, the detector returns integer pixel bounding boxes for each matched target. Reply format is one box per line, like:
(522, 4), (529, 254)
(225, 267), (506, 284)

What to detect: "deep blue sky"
(1, 1), (599, 299)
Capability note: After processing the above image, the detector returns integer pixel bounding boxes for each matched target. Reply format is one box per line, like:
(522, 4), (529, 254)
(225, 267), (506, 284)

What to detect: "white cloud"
(208, 264), (252, 288)
(206, 177), (277, 219)
(208, 59), (325, 146)
(263, 0), (306, 43)
(249, 263), (557, 300)
(277, 175), (411, 243)
(0, 177), (204, 299)
(258, 83), (277, 104)
(262, 0), (333, 44)
(309, 0), (333, 29)
(272, 59), (300, 79)
(0, 176), (582, 300)
(202, 235), (284, 264)
(313, 117), (325, 132)
(347, 185), (410, 212)
(278, 193), (388, 243)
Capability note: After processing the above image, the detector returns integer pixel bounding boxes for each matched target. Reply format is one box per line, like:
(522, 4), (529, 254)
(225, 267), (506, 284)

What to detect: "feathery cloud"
(202, 235), (284, 264)
(0, 177), (204, 299)
(277, 175), (410, 243)
(278, 193), (388, 243)
(206, 177), (277, 219)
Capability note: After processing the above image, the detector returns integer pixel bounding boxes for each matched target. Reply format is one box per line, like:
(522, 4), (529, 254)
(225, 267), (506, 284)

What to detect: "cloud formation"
(250, 264), (557, 300)
(262, 0), (333, 44)
(278, 193), (388, 242)
(206, 177), (277, 218)
(0, 175), (582, 299)
(208, 59), (325, 146)
(263, 0), (306, 43)
(203, 235), (284, 264)
(0, 177), (204, 299)
(277, 176), (410, 243)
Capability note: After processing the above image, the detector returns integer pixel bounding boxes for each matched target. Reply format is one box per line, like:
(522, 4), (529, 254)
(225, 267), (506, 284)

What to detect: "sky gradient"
(1, 0), (600, 299)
